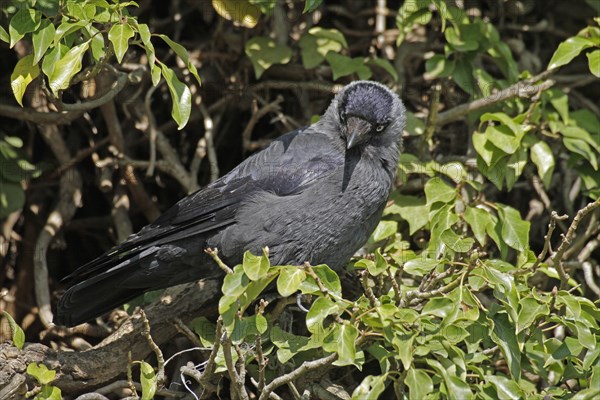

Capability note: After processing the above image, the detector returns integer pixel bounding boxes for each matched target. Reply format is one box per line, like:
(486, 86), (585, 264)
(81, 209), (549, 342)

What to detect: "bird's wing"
(64, 127), (343, 282)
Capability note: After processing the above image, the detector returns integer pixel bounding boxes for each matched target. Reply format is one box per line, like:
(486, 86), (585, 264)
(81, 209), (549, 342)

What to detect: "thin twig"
(529, 211), (568, 272)
(205, 248), (233, 274)
(242, 96), (284, 153)
(198, 102), (220, 182)
(436, 70), (556, 126)
(140, 310), (165, 386)
(258, 353), (338, 400)
(222, 333), (249, 400)
(550, 198), (600, 288)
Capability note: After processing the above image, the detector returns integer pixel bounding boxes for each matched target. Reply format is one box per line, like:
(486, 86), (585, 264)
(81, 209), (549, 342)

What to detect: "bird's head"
(333, 81), (405, 150)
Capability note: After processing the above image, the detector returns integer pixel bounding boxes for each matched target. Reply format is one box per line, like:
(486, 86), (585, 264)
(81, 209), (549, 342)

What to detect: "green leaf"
(48, 41), (90, 96)
(548, 36), (595, 69)
(422, 297), (455, 318)
(463, 206), (492, 246)
(424, 177), (456, 207)
(157, 34), (202, 86)
(10, 54), (40, 107)
(211, 0), (260, 28)
(427, 359), (473, 400)
(32, 19), (56, 64)
(588, 50), (600, 77)
(332, 323), (359, 366)
(440, 229), (475, 252)
(108, 22), (135, 63)
(222, 265), (249, 297)
(425, 54), (454, 79)
(159, 63), (192, 129)
(26, 363), (56, 385)
(9, 8), (41, 48)
(299, 27), (347, 68)
(255, 314), (268, 334)
(564, 137), (598, 170)
(369, 58), (398, 81)
(530, 140), (555, 188)
(243, 250), (270, 281)
(517, 297), (549, 333)
(88, 25), (106, 62)
(405, 368), (433, 400)
(0, 26), (9, 43)
(445, 25), (479, 51)
(306, 297), (339, 333)
(140, 361), (157, 400)
(403, 258), (439, 276)
(245, 37), (292, 79)
(276, 266), (306, 297)
(37, 385), (62, 400)
(486, 375), (524, 399)
(497, 204), (530, 252)
(351, 374), (387, 400)
(488, 313), (521, 380)
(0, 181), (26, 218)
(299, 264), (342, 296)
(505, 146), (527, 190)
(371, 220), (397, 242)
(303, 0), (323, 13)
(325, 52), (372, 81)
(2, 311), (25, 350)
(385, 195), (428, 235)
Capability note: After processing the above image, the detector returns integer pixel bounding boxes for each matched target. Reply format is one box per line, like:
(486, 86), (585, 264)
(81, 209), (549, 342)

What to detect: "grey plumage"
(56, 81), (406, 326)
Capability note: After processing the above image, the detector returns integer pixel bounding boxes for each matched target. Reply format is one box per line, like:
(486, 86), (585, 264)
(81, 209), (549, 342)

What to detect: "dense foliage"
(0, 0), (599, 399)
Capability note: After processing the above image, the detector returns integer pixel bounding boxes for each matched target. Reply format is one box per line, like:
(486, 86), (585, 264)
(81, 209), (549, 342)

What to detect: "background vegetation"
(0, 0), (599, 399)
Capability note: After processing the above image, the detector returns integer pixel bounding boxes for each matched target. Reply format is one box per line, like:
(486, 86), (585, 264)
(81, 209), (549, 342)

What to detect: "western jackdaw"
(56, 80), (406, 326)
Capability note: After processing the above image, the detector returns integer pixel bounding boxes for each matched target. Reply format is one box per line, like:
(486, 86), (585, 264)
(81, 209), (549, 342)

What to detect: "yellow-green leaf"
(108, 22), (134, 63)
(245, 37), (292, 79)
(140, 361), (157, 400)
(212, 0), (261, 28)
(32, 19), (55, 64)
(159, 63), (192, 129)
(48, 41), (90, 95)
(10, 54), (40, 106)
(2, 311), (25, 350)
(587, 49), (600, 77)
(9, 8), (41, 48)
(548, 36), (595, 69)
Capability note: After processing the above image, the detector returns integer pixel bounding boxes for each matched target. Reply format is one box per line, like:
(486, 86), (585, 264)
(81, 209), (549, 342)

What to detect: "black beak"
(345, 117), (372, 149)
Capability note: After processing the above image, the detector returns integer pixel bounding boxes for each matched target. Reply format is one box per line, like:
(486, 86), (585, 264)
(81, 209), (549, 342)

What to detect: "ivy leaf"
(32, 19), (56, 64)
(463, 206), (492, 246)
(26, 363), (56, 385)
(159, 63), (192, 129)
(486, 375), (524, 399)
(299, 27), (346, 68)
(108, 22), (135, 63)
(405, 368), (433, 400)
(9, 8), (41, 48)
(369, 58), (398, 81)
(157, 34), (202, 86)
(325, 53), (372, 80)
(488, 313), (521, 380)
(212, 0), (261, 28)
(48, 41), (90, 96)
(245, 37), (291, 79)
(530, 140), (555, 188)
(516, 297), (549, 333)
(306, 297), (339, 333)
(2, 311), (25, 350)
(140, 361), (157, 400)
(351, 374), (388, 400)
(440, 229), (475, 253)
(303, 0), (323, 13)
(403, 258), (439, 276)
(332, 323), (359, 367)
(424, 177), (456, 207)
(243, 249), (270, 281)
(497, 204), (530, 252)
(10, 54), (40, 107)
(0, 26), (9, 43)
(588, 50), (600, 77)
(548, 36), (595, 69)
(370, 220), (397, 243)
(277, 266), (306, 297)
(385, 195), (428, 235)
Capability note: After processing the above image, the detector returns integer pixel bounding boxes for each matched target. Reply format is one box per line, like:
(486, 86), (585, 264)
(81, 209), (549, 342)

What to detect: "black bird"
(56, 81), (406, 326)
